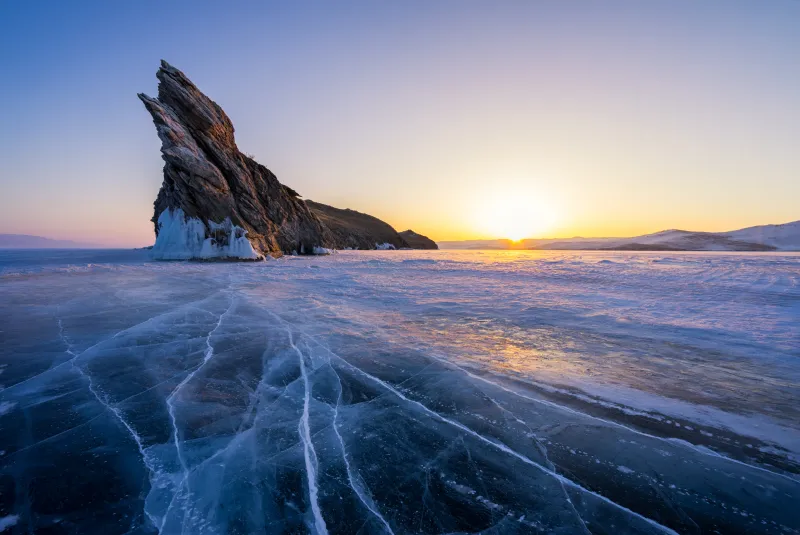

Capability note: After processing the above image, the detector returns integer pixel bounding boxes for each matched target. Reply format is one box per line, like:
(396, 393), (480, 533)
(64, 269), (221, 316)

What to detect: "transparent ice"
(0, 249), (798, 534)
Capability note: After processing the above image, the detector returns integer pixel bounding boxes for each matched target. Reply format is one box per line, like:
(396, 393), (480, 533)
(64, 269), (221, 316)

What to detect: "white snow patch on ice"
(0, 402), (16, 417)
(536, 379), (800, 461)
(151, 208), (259, 260)
(0, 516), (19, 532)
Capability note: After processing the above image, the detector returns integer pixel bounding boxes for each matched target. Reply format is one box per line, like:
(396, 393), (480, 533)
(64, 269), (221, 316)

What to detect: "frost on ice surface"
(0, 249), (798, 534)
(299, 244), (335, 255)
(151, 207), (259, 260)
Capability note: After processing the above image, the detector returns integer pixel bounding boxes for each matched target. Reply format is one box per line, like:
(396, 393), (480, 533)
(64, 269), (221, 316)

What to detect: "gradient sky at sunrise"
(1, 1), (799, 246)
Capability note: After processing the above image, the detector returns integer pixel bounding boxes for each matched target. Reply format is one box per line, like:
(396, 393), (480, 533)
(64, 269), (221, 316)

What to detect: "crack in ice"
(262, 311), (678, 534)
(313, 342), (680, 535)
(160, 295), (236, 533)
(59, 319), (160, 530)
(426, 353), (800, 484)
(486, 395), (589, 533)
(331, 365), (395, 534)
(289, 332), (329, 535)
(6, 296), (225, 394)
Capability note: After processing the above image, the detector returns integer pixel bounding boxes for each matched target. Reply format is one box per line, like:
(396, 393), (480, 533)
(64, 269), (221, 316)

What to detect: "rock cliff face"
(398, 230), (438, 249)
(139, 61), (334, 259)
(306, 201), (409, 250)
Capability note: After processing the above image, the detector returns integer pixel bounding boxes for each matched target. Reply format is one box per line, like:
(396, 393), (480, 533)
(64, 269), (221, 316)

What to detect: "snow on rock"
(441, 220), (800, 251)
(727, 221), (800, 250)
(151, 208), (260, 260)
(375, 242), (396, 250)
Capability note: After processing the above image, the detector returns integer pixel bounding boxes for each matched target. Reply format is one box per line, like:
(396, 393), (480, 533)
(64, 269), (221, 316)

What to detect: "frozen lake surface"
(0, 249), (798, 534)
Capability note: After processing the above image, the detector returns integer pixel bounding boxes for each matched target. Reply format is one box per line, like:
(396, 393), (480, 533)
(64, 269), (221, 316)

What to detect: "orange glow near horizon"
(471, 189), (560, 242)
(2, 3), (800, 248)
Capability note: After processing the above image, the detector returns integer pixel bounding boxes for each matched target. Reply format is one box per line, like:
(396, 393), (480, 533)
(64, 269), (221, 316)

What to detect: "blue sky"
(1, 1), (799, 245)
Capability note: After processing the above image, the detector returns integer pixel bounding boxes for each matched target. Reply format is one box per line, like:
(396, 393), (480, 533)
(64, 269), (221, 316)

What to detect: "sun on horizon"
(472, 190), (559, 242)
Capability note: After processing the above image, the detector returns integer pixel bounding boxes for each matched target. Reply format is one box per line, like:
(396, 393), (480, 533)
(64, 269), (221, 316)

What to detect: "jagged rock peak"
(139, 61), (334, 259)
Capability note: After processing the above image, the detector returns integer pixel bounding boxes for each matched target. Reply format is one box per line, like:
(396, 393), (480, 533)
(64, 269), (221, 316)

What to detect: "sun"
(473, 192), (558, 241)
(507, 232), (525, 243)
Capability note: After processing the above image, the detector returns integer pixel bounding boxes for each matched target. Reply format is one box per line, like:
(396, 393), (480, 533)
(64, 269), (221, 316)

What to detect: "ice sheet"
(0, 249), (798, 534)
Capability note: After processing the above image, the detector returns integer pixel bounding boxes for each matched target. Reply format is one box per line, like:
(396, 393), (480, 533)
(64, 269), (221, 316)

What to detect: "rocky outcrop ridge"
(139, 61), (334, 259)
(306, 201), (409, 250)
(398, 230), (438, 250)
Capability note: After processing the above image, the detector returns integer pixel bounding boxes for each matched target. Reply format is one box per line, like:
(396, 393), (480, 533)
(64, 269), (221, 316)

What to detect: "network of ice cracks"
(0, 250), (798, 535)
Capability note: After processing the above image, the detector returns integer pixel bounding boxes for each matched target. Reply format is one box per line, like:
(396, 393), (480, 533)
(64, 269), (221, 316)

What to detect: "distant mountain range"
(5, 220), (799, 252)
(438, 220), (800, 251)
(0, 234), (102, 249)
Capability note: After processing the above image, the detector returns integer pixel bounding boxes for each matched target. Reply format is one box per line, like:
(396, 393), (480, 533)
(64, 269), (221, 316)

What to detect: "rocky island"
(399, 229), (439, 249)
(139, 61), (436, 259)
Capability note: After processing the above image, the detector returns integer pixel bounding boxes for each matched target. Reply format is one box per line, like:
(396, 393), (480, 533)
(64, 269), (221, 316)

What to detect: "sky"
(1, 1), (799, 246)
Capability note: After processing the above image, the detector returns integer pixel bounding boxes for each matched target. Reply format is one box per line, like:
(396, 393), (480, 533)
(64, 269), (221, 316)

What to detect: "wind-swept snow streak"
(426, 353), (800, 483)
(289, 332), (328, 535)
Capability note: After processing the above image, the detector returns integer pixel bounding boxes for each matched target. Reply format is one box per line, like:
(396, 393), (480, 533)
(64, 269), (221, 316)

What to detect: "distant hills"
(0, 234), (102, 249)
(439, 220), (800, 252)
(5, 220), (798, 252)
